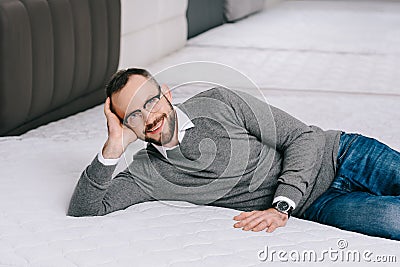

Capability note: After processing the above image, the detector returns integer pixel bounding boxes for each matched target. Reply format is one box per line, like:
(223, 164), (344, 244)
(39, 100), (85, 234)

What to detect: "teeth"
(148, 118), (163, 132)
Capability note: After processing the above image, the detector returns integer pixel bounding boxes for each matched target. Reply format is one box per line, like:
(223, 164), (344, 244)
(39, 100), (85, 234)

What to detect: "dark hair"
(105, 68), (158, 98)
(105, 68), (159, 117)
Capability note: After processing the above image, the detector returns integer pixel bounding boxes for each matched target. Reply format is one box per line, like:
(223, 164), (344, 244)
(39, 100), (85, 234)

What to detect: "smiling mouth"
(146, 117), (164, 134)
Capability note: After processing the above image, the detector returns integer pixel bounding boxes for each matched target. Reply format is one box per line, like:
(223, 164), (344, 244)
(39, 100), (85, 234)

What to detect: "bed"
(1, 0), (399, 266)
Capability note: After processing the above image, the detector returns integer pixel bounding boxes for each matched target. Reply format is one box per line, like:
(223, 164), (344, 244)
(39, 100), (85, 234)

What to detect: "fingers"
(104, 97), (111, 115)
(233, 209), (287, 233)
(252, 221), (269, 232)
(233, 211), (264, 229)
(104, 97), (123, 128)
(104, 97), (115, 122)
(242, 216), (266, 231)
(266, 222), (279, 233)
(104, 97), (118, 118)
(233, 210), (257, 221)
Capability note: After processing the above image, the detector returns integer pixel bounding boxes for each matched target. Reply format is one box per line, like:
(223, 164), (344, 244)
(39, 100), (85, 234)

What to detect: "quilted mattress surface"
(1, 96), (398, 267)
(1, 0), (399, 266)
(0, 113), (399, 267)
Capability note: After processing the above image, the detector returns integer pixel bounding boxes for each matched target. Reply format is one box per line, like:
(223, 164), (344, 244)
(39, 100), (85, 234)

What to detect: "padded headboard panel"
(0, 0), (121, 136)
(186, 0), (224, 38)
(118, 0), (188, 68)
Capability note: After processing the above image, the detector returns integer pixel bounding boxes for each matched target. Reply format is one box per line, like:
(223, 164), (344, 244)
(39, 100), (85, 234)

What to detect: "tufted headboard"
(0, 0), (121, 136)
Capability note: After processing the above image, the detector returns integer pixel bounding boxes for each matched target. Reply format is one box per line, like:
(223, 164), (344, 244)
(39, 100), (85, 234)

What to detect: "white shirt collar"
(150, 106), (194, 159)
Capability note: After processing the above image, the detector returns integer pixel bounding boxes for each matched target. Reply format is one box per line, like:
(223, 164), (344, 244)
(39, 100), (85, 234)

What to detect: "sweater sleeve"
(67, 154), (155, 217)
(219, 88), (324, 209)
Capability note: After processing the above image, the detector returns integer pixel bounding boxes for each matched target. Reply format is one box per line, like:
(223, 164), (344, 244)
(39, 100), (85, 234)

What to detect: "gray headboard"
(186, 0), (225, 38)
(0, 0), (121, 136)
(186, 0), (265, 38)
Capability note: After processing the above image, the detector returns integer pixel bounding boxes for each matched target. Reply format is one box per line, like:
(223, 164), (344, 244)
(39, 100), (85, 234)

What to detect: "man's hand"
(102, 97), (138, 159)
(233, 208), (288, 233)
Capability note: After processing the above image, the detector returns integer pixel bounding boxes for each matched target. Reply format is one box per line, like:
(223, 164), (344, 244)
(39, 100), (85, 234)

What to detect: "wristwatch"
(272, 200), (293, 218)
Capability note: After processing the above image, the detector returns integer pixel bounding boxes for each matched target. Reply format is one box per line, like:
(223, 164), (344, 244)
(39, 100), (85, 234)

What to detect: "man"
(68, 68), (400, 240)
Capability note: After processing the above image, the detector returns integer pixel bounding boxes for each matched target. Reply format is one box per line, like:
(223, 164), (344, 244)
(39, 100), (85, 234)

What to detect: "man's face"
(111, 75), (176, 146)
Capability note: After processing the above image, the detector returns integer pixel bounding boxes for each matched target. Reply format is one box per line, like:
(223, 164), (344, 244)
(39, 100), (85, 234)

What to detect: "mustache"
(144, 114), (167, 133)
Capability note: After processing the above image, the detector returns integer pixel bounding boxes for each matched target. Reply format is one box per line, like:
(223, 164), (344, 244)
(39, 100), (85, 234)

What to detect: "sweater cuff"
(86, 154), (118, 185)
(273, 184), (303, 209)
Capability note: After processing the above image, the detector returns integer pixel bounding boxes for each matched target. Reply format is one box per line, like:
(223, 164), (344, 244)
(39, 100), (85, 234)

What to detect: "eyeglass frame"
(122, 85), (163, 129)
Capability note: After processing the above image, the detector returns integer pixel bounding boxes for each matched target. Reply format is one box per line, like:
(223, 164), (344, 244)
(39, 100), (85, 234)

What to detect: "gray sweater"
(68, 87), (341, 217)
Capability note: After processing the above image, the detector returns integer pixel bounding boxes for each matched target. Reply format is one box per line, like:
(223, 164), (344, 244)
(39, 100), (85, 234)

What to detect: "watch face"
(277, 201), (289, 211)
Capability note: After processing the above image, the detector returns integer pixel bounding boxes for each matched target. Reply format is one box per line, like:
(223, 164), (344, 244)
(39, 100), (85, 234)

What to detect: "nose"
(141, 109), (151, 118)
(142, 109), (158, 125)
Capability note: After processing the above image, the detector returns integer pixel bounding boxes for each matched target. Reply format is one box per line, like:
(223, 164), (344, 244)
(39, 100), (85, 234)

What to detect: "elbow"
(66, 200), (109, 217)
(66, 207), (93, 217)
(66, 210), (88, 217)
(66, 203), (99, 217)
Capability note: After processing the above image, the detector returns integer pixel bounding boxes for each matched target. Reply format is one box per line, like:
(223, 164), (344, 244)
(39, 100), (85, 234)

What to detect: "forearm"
(68, 152), (156, 217)
(219, 88), (325, 207)
(273, 126), (324, 206)
(67, 155), (117, 217)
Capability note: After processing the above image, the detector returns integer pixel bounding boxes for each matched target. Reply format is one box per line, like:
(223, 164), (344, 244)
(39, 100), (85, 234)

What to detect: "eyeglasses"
(123, 86), (162, 129)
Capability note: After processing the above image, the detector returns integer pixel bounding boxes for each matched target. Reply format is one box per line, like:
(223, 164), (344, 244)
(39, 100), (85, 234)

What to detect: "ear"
(160, 84), (172, 102)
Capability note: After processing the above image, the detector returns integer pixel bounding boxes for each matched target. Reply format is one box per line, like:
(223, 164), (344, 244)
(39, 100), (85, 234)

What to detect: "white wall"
(118, 0), (188, 69)
(265, 0), (285, 8)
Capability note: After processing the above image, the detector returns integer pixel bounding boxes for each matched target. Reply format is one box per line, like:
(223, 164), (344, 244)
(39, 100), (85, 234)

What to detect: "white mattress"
(1, 1), (399, 266)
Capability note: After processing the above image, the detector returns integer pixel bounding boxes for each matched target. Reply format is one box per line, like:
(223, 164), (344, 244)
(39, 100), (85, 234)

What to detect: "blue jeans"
(303, 132), (400, 240)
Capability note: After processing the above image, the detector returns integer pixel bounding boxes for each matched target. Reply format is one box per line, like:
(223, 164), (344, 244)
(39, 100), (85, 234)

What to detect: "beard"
(144, 104), (176, 146)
